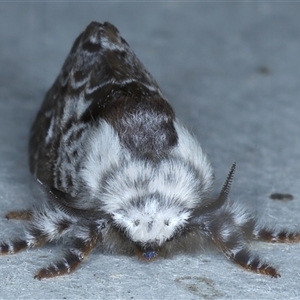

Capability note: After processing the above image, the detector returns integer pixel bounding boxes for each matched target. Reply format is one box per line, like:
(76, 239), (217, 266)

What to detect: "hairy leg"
(253, 225), (300, 243)
(198, 213), (280, 277)
(0, 207), (76, 254)
(34, 222), (104, 279)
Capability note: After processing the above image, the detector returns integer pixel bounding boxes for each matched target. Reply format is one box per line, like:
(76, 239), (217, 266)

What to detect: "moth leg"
(6, 210), (33, 220)
(222, 245), (280, 278)
(0, 228), (48, 255)
(253, 225), (300, 243)
(201, 222), (280, 277)
(1, 209), (76, 255)
(34, 223), (103, 280)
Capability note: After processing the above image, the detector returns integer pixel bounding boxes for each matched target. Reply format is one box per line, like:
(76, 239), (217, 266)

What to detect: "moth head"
(95, 155), (213, 257)
(111, 192), (191, 246)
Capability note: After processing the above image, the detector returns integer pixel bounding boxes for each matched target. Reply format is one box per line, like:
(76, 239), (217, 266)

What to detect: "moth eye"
(134, 220), (140, 226)
(164, 220), (170, 226)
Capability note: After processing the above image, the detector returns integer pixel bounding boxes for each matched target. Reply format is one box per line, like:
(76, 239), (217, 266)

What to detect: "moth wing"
(28, 22), (166, 208)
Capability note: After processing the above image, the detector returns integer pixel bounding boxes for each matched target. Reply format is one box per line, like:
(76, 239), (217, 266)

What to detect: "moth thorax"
(112, 197), (191, 245)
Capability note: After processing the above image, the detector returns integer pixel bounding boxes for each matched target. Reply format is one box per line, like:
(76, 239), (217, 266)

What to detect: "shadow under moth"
(1, 22), (299, 279)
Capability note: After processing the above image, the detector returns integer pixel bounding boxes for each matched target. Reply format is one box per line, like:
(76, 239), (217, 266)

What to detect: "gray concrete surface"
(1, 2), (300, 300)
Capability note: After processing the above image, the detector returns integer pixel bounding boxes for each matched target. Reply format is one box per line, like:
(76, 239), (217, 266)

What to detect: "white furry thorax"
(80, 120), (214, 245)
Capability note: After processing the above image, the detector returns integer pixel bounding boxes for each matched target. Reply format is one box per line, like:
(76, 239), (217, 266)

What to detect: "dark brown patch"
(72, 150), (79, 158)
(81, 80), (178, 159)
(256, 65), (271, 75)
(73, 70), (86, 82)
(255, 228), (274, 241)
(0, 242), (9, 254)
(56, 219), (72, 234)
(12, 240), (28, 253)
(278, 231), (287, 241)
(5, 210), (32, 220)
(269, 193), (294, 201)
(60, 83), (68, 95)
(104, 95), (178, 159)
(28, 227), (47, 246)
(82, 41), (101, 53)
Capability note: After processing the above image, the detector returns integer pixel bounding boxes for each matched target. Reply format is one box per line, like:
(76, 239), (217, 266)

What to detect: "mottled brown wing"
(28, 22), (175, 198)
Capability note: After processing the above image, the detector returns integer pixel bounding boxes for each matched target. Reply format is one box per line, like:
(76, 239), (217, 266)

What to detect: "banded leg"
(253, 226), (300, 243)
(0, 230), (48, 255)
(0, 208), (75, 255)
(210, 229), (280, 277)
(222, 245), (280, 278)
(34, 223), (104, 280)
(199, 218), (281, 277)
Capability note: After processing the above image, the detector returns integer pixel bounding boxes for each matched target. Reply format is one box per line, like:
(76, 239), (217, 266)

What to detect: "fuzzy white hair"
(79, 119), (213, 244)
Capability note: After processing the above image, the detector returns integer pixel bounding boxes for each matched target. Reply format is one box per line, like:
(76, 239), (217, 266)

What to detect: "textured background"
(1, 2), (300, 300)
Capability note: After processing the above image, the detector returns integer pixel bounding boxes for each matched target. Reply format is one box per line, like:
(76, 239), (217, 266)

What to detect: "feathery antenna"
(217, 162), (236, 204)
(200, 163), (236, 214)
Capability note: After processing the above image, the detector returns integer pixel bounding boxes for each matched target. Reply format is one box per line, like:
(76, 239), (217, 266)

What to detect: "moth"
(1, 22), (299, 280)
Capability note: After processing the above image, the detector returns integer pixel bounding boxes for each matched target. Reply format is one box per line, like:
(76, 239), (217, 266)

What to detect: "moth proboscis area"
(1, 21), (299, 280)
